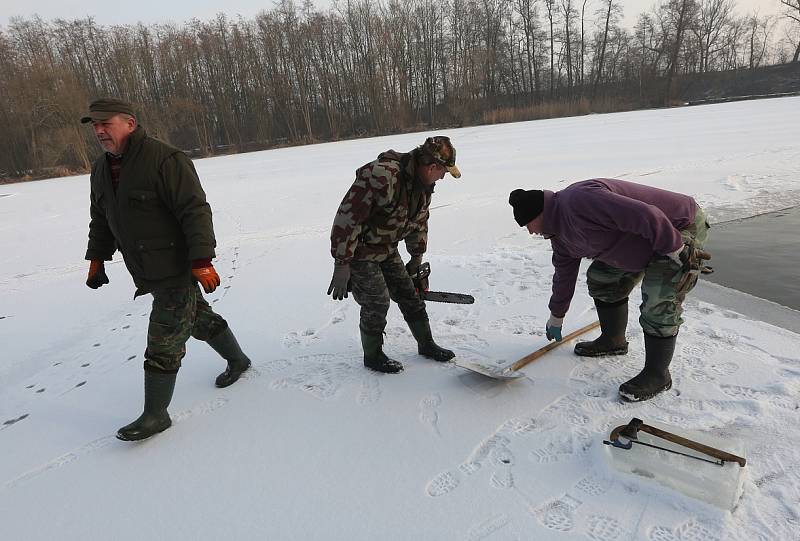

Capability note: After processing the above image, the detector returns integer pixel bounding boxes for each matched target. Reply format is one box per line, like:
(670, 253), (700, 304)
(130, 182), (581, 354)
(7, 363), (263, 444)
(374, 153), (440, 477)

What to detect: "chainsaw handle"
(510, 321), (601, 372)
(410, 262), (431, 281)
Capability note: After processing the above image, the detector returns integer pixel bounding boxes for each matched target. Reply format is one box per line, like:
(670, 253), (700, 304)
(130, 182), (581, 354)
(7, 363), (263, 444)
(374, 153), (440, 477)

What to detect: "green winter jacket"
(330, 150), (431, 265)
(85, 126), (216, 295)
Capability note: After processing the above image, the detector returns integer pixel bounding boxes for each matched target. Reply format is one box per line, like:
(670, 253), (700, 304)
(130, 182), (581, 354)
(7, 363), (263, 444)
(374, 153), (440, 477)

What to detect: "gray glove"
(405, 255), (427, 291)
(405, 255), (423, 277)
(327, 263), (351, 300)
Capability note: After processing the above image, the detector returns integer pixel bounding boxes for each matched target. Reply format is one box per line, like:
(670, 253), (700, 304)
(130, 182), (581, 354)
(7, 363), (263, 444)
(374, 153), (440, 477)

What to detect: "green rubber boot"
(361, 328), (403, 374)
(208, 326), (252, 388)
(117, 370), (176, 441)
(406, 317), (455, 362)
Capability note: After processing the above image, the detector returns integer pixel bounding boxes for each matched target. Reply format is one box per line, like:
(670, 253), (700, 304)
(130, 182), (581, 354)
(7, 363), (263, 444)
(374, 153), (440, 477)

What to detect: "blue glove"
(545, 314), (564, 341)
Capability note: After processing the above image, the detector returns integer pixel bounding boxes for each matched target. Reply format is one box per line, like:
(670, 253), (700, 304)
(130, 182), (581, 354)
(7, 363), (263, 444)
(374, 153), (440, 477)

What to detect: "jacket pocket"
(128, 189), (159, 211)
(135, 237), (186, 281)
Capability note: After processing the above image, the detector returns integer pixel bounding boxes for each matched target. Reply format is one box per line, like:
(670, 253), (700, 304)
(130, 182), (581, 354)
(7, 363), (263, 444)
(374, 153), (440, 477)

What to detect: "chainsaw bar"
(421, 291), (475, 304)
(410, 262), (474, 304)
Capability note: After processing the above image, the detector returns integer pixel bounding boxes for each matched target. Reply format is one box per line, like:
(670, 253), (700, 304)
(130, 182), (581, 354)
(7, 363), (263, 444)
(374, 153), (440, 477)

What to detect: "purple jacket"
(541, 179), (698, 317)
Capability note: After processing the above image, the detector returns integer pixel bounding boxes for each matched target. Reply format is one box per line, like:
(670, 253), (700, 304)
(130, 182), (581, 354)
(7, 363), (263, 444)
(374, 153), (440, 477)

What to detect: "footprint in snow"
(2, 414), (29, 428)
(464, 514), (510, 541)
(531, 495), (582, 533)
(647, 519), (721, 541)
(574, 475), (609, 497)
(356, 375), (381, 406)
(418, 393), (442, 436)
(586, 515), (626, 541)
(426, 471), (460, 497)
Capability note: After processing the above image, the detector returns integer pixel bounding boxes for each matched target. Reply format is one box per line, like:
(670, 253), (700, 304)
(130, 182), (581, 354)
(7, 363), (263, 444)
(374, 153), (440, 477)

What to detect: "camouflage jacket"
(330, 150), (431, 265)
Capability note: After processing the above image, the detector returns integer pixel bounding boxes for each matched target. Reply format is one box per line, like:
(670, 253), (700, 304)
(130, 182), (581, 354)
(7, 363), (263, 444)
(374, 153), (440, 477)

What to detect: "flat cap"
(80, 97), (136, 123)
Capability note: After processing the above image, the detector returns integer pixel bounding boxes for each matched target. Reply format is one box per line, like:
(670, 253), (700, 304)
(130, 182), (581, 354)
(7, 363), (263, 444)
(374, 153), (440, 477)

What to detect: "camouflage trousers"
(350, 251), (427, 335)
(145, 284), (228, 372)
(586, 206), (710, 338)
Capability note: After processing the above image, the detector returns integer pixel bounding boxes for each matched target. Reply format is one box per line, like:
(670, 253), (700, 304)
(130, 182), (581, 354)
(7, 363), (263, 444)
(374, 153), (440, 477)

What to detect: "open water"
(703, 207), (800, 311)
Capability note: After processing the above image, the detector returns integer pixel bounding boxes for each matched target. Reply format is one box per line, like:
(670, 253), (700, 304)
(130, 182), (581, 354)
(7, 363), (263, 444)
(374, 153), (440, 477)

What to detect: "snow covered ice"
(1, 97), (799, 540)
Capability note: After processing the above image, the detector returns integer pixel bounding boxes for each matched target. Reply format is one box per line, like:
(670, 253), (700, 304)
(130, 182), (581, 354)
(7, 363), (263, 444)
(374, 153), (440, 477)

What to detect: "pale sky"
(0, 0), (787, 29)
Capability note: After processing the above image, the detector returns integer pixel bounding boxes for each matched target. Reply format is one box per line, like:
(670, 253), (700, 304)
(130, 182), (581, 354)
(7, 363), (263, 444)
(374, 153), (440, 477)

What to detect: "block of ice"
(603, 419), (746, 511)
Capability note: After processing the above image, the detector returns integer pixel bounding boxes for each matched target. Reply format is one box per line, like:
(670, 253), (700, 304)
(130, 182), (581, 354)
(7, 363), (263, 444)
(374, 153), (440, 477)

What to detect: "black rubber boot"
(574, 299), (630, 357)
(208, 326), (252, 388)
(619, 333), (676, 402)
(117, 370), (177, 441)
(361, 328), (403, 374)
(406, 317), (455, 362)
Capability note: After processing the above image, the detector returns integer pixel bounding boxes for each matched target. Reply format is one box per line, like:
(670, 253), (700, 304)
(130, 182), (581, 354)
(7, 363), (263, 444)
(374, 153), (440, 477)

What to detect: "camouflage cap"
(419, 136), (461, 178)
(80, 97), (137, 123)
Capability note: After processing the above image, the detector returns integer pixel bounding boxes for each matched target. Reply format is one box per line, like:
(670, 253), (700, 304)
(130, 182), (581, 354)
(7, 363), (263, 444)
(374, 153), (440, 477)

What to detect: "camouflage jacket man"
(330, 150), (431, 265)
(86, 126), (216, 295)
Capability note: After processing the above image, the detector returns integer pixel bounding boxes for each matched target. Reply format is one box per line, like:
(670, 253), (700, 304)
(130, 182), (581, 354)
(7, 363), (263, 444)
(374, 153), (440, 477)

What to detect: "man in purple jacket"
(509, 179), (710, 402)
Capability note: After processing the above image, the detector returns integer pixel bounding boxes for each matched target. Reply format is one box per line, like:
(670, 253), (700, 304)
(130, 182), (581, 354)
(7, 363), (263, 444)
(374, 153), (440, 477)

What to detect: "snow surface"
(1, 97), (799, 540)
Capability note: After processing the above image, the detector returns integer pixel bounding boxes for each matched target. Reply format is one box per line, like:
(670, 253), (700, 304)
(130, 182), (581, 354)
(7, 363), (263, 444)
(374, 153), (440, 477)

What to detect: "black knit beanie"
(508, 189), (544, 227)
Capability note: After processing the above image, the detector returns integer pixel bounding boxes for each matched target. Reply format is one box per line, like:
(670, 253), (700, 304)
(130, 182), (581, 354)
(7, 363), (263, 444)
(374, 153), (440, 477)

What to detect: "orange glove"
(86, 260), (109, 289)
(192, 263), (220, 293)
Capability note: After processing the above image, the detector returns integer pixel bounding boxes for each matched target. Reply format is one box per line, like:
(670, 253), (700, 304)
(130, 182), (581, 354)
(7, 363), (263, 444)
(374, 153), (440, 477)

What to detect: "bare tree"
(660, 0), (699, 103)
(780, 0), (800, 61)
(544, 0), (558, 97)
(592, 0), (622, 99)
(691, 0), (734, 72)
(514, 0), (543, 99)
(560, 0), (577, 90)
(746, 12), (776, 68)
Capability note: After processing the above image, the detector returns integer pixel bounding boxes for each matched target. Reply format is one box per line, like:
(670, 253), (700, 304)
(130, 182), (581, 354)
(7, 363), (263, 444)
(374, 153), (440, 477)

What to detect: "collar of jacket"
(540, 190), (557, 236)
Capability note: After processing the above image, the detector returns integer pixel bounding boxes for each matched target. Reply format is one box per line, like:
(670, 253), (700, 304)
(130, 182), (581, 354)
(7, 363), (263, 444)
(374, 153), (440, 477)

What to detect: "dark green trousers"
(350, 251), (426, 335)
(145, 284), (228, 372)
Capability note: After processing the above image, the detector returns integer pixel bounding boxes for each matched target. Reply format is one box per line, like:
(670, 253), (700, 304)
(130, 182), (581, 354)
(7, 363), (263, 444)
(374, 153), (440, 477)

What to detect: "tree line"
(1, 0), (798, 180)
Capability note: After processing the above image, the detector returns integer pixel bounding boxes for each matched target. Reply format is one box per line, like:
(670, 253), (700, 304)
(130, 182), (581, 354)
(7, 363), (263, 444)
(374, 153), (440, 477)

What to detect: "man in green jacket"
(82, 98), (252, 441)
(327, 136), (460, 373)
